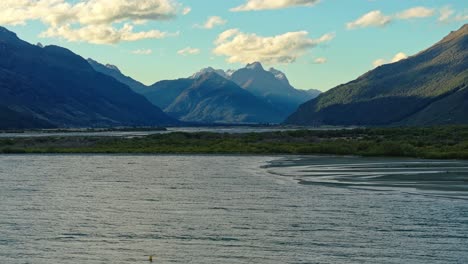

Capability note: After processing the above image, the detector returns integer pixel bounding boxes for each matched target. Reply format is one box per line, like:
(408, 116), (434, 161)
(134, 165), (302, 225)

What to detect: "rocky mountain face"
(229, 62), (321, 118)
(0, 27), (176, 129)
(162, 72), (283, 123)
(91, 59), (320, 124)
(87, 59), (148, 94)
(286, 24), (468, 126)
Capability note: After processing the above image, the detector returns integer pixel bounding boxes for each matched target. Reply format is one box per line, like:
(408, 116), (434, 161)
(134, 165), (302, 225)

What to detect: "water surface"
(0, 155), (467, 263)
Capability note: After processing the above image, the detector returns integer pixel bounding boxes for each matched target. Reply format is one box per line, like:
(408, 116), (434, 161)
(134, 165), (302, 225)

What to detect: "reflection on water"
(266, 156), (468, 198)
(0, 155), (467, 264)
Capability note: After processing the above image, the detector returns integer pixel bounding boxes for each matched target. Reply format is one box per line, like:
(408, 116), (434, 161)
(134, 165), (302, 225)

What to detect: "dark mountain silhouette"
(164, 72), (283, 123)
(0, 27), (176, 128)
(286, 24), (468, 126)
(90, 59), (316, 123)
(87, 58), (148, 94)
(145, 79), (195, 110)
(230, 62), (320, 119)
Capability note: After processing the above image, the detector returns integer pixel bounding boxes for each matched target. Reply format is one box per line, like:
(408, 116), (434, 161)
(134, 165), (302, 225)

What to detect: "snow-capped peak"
(269, 68), (290, 85)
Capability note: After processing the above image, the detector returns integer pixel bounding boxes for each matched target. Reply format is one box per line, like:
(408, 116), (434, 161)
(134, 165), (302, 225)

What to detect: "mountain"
(87, 59), (148, 94)
(164, 72), (283, 123)
(190, 67), (231, 79)
(88, 58), (194, 110)
(0, 106), (54, 129)
(0, 27), (176, 128)
(230, 62), (320, 118)
(86, 59), (320, 124)
(286, 24), (468, 126)
(145, 79), (195, 109)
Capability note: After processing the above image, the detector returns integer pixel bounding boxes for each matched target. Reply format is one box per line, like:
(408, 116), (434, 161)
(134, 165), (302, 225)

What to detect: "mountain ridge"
(164, 72), (284, 123)
(0, 26), (177, 128)
(286, 24), (468, 126)
(89, 59), (321, 124)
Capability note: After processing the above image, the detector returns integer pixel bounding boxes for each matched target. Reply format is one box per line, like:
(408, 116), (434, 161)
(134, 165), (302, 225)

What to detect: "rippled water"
(1, 155), (467, 264)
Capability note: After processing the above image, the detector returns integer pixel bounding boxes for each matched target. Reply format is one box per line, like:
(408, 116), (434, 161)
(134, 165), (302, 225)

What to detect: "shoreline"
(1, 126), (468, 160)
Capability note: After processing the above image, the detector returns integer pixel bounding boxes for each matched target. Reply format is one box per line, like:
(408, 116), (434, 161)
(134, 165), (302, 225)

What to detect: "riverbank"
(1, 126), (467, 159)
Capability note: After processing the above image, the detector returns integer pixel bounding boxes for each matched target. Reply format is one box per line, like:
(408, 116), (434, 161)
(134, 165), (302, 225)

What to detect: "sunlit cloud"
(313, 57), (327, 64)
(347, 6), (437, 30)
(396, 7), (435, 19)
(0, 0), (185, 44)
(347, 10), (391, 29)
(182, 7), (192, 15)
(231, 0), (320, 12)
(41, 24), (175, 44)
(132, 49), (153, 55)
(195, 16), (227, 29)
(213, 29), (334, 64)
(438, 6), (468, 23)
(177, 47), (201, 56)
(373, 52), (408, 67)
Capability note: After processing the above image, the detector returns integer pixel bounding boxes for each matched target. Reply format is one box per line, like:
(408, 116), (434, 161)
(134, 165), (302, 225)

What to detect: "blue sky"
(1, 0), (467, 91)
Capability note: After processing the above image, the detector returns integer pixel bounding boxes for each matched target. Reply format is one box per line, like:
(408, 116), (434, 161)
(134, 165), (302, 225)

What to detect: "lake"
(0, 155), (467, 263)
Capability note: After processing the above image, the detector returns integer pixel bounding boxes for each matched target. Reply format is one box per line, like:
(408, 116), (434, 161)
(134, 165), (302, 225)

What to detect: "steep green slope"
(286, 24), (468, 126)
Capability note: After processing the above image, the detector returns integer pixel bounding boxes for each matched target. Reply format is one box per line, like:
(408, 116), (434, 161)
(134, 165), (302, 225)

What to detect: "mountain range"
(1, 24), (467, 129)
(90, 60), (320, 124)
(286, 24), (468, 126)
(0, 26), (176, 129)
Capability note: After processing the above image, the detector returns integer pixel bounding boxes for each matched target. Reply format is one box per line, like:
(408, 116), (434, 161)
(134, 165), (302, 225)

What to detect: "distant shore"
(1, 126), (467, 160)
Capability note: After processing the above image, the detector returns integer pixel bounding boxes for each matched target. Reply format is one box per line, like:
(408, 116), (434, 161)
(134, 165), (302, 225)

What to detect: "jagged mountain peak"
(192, 71), (229, 86)
(0, 26), (18, 38)
(87, 58), (120, 73)
(0, 26), (23, 45)
(105, 63), (121, 73)
(269, 67), (290, 85)
(245, 62), (264, 71)
(190, 67), (228, 79)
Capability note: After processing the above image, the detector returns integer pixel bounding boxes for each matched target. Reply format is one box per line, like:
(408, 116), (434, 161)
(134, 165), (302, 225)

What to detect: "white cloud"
(177, 47), (201, 56)
(73, 0), (177, 26)
(213, 29), (334, 64)
(454, 14), (468, 21)
(196, 16), (227, 29)
(396, 7), (435, 19)
(347, 6), (438, 30)
(182, 7), (191, 15)
(41, 24), (173, 44)
(313, 57), (327, 64)
(0, 0), (184, 44)
(132, 49), (153, 55)
(438, 6), (455, 23)
(372, 58), (387, 68)
(391, 52), (408, 63)
(0, 0), (74, 26)
(231, 0), (320, 12)
(373, 52), (408, 68)
(347, 10), (391, 29)
(438, 6), (468, 23)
